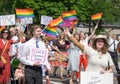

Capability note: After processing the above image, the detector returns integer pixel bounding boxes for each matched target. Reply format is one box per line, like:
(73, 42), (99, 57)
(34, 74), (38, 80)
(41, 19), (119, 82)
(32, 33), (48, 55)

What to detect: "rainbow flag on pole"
(42, 25), (57, 38)
(91, 12), (102, 20)
(16, 8), (34, 18)
(62, 10), (77, 21)
(49, 16), (63, 26)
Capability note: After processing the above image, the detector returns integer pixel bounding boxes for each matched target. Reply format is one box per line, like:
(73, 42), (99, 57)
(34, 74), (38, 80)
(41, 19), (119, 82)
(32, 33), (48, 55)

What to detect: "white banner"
(0, 14), (15, 26)
(20, 17), (33, 24)
(81, 72), (113, 84)
(30, 48), (48, 65)
(41, 15), (53, 25)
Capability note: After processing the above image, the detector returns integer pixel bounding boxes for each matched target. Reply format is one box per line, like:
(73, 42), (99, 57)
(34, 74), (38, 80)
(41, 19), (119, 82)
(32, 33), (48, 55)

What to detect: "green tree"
(0, 0), (119, 25)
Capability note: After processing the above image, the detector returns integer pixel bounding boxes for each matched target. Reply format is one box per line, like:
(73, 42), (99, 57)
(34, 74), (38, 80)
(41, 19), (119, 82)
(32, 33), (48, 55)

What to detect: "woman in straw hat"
(64, 29), (114, 73)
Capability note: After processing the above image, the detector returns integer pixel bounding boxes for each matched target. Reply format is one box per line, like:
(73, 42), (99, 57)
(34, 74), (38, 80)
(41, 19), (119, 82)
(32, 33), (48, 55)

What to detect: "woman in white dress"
(65, 29), (114, 73)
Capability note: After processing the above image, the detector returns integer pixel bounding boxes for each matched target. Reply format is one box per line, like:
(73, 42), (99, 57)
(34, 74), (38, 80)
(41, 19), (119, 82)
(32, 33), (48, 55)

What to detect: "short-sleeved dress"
(53, 40), (68, 65)
(84, 46), (114, 72)
(53, 40), (68, 52)
(0, 39), (12, 83)
(67, 43), (81, 71)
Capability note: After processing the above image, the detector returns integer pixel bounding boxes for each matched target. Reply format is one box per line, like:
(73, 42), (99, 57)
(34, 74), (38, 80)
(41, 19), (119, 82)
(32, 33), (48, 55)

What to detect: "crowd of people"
(0, 24), (120, 84)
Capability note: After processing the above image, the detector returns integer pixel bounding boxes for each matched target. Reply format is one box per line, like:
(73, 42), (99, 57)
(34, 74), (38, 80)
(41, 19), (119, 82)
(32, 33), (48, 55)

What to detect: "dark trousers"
(25, 65), (43, 84)
(108, 51), (120, 74)
(117, 75), (120, 84)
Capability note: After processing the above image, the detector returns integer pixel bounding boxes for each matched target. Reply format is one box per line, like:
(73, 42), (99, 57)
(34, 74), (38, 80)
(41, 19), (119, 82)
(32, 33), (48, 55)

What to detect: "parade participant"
(44, 40), (52, 84)
(0, 28), (12, 84)
(14, 62), (25, 84)
(9, 27), (19, 82)
(64, 28), (114, 74)
(9, 27), (18, 37)
(67, 34), (81, 84)
(76, 21), (99, 82)
(19, 25), (51, 84)
(108, 33), (120, 74)
(51, 32), (68, 79)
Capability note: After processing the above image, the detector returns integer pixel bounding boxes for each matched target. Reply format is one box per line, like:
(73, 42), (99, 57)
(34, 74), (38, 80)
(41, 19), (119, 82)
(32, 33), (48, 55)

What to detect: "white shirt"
(9, 36), (20, 57)
(17, 42), (25, 59)
(108, 37), (118, 52)
(84, 46), (114, 72)
(80, 37), (89, 55)
(80, 37), (89, 46)
(19, 38), (50, 69)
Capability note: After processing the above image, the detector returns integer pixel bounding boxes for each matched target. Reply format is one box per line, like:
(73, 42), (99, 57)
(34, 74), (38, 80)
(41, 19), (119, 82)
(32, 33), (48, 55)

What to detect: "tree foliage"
(0, 0), (119, 24)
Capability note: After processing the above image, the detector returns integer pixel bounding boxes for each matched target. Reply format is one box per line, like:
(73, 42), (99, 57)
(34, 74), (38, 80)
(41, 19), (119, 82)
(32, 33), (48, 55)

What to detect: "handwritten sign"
(0, 14), (15, 26)
(49, 61), (68, 67)
(30, 49), (48, 65)
(15, 22), (26, 33)
(81, 72), (113, 84)
(41, 15), (53, 25)
(20, 17), (33, 24)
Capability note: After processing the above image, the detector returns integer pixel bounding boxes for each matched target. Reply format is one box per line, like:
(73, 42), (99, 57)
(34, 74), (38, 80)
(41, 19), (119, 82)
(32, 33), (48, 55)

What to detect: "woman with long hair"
(64, 29), (114, 82)
(0, 28), (12, 84)
(67, 34), (81, 84)
(51, 32), (68, 79)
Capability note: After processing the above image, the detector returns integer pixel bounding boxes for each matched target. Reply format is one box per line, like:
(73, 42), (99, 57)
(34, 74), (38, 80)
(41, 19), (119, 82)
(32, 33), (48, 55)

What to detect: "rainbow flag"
(62, 10), (77, 21)
(16, 8), (34, 18)
(60, 19), (77, 28)
(49, 16), (63, 26)
(91, 12), (102, 20)
(0, 26), (5, 31)
(70, 20), (78, 28)
(42, 25), (57, 38)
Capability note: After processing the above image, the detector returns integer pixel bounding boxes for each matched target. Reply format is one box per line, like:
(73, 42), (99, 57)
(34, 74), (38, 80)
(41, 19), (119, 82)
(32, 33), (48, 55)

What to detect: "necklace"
(98, 52), (103, 59)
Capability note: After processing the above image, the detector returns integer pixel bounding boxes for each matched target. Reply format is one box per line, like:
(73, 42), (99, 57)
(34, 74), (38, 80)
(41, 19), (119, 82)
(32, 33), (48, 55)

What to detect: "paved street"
(43, 62), (120, 84)
(9, 63), (119, 84)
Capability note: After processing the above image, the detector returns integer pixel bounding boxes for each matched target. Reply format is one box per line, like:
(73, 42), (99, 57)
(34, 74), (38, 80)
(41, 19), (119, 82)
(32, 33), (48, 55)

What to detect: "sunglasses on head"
(3, 31), (9, 34)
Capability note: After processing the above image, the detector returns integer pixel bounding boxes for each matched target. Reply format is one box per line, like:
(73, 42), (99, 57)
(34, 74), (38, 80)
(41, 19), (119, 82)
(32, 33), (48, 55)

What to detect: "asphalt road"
(43, 63), (120, 84)
(9, 63), (120, 84)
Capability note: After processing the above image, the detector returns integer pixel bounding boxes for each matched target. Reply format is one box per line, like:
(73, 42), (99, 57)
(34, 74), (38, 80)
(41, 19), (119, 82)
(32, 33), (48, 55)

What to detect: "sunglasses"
(3, 32), (9, 34)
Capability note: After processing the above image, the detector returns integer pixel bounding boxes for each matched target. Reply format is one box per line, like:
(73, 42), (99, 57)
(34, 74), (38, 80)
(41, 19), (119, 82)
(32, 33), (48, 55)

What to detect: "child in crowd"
(14, 63), (25, 84)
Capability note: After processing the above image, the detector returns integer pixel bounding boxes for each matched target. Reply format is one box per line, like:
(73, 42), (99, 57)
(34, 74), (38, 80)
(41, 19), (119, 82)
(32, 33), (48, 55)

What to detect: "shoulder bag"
(0, 41), (8, 68)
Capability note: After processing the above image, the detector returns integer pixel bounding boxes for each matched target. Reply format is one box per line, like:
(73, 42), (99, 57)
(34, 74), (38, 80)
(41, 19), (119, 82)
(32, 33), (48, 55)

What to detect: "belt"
(25, 65), (42, 69)
(108, 51), (117, 55)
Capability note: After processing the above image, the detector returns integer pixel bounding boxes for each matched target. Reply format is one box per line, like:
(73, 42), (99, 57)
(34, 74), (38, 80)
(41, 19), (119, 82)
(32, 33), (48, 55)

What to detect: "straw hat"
(92, 34), (108, 44)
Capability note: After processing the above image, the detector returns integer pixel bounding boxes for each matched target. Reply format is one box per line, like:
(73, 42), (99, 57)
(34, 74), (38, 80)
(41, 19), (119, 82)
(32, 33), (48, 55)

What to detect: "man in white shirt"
(108, 34), (120, 74)
(19, 25), (51, 84)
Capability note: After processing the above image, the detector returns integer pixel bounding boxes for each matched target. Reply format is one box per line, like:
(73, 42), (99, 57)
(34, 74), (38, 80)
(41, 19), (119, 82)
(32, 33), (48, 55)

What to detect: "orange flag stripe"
(91, 12), (102, 20)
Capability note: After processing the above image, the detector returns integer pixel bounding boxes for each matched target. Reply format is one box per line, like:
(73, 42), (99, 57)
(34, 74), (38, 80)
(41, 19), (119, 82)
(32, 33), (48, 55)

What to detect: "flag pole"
(41, 25), (47, 33)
